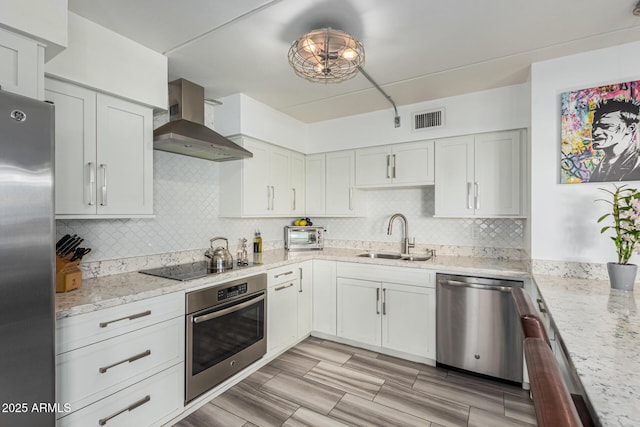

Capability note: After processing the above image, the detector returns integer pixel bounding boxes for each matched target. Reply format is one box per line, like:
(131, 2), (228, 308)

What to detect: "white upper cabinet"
(46, 78), (153, 218)
(0, 28), (44, 99)
(435, 130), (524, 218)
(291, 151), (306, 216)
(219, 135), (306, 217)
(305, 154), (326, 216)
(306, 151), (360, 217)
(355, 140), (435, 187)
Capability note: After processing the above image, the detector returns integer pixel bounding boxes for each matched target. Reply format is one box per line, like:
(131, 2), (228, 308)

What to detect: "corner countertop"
(55, 248), (529, 319)
(533, 274), (640, 427)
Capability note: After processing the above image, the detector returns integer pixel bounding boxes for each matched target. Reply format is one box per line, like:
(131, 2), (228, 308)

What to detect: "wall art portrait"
(561, 81), (640, 184)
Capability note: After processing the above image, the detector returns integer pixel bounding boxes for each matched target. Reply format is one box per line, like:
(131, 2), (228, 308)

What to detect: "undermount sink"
(357, 253), (433, 262)
(357, 253), (403, 259)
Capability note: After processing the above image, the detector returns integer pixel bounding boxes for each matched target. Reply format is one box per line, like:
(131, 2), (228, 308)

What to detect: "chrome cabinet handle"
(271, 185), (275, 210)
(98, 395), (150, 426)
(99, 310), (151, 328)
(99, 349), (151, 374)
(292, 188), (296, 211)
(274, 270), (294, 278)
(382, 288), (387, 315)
(474, 181), (479, 210)
(266, 186), (271, 210)
(100, 164), (108, 206)
(392, 154), (397, 179)
(299, 267), (303, 293)
(88, 162), (96, 206)
(386, 154), (391, 178)
(467, 182), (473, 209)
(376, 288), (380, 314)
(536, 298), (547, 313)
(275, 283), (294, 291)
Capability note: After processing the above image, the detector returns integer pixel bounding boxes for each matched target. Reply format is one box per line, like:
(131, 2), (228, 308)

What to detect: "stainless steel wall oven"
(185, 274), (267, 403)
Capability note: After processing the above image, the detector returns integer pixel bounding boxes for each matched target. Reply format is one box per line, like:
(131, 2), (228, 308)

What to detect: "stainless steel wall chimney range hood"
(153, 79), (252, 161)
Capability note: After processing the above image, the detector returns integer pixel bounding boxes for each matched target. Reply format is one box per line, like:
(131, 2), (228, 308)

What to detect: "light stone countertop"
(55, 248), (529, 319)
(55, 249), (640, 425)
(533, 274), (640, 427)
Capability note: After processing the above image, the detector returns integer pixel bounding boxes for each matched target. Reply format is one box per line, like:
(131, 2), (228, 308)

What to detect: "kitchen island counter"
(533, 274), (640, 427)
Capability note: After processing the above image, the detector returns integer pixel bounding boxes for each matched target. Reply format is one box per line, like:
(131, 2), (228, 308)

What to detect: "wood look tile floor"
(174, 338), (537, 427)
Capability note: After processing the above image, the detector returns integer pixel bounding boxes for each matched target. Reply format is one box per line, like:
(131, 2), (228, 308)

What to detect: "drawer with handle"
(56, 317), (183, 413)
(267, 264), (303, 287)
(56, 364), (182, 427)
(56, 292), (184, 354)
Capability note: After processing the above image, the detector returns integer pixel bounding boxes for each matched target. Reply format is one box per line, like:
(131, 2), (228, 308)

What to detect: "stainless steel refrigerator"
(0, 90), (55, 426)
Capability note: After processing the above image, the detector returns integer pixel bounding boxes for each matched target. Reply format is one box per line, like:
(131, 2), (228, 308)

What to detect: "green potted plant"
(597, 185), (640, 291)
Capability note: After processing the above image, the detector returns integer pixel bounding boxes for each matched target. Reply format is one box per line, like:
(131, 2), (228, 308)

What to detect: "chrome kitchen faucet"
(387, 213), (415, 255)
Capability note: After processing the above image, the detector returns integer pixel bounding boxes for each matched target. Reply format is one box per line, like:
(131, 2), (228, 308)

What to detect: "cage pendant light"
(288, 28), (365, 83)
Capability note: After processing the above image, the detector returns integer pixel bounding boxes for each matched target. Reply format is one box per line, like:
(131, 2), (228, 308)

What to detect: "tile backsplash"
(57, 151), (525, 263)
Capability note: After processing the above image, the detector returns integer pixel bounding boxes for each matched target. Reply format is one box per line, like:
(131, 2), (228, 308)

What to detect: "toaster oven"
(284, 226), (324, 251)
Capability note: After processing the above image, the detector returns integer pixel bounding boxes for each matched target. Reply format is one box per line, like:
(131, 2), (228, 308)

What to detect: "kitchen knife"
(70, 248), (91, 262)
(57, 234), (78, 256)
(62, 238), (84, 257)
(56, 234), (71, 250)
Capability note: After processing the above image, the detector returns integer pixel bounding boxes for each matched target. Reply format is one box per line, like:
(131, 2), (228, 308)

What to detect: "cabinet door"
(267, 278), (299, 353)
(0, 28), (41, 99)
(474, 130), (522, 216)
(241, 138), (271, 216)
(326, 150), (357, 216)
(355, 145), (392, 187)
(269, 146), (291, 215)
(297, 260), (313, 339)
(291, 152), (306, 216)
(45, 79), (97, 215)
(434, 135), (474, 217)
(381, 283), (436, 359)
(96, 94), (153, 215)
(337, 278), (381, 346)
(305, 154), (326, 216)
(312, 260), (336, 335)
(392, 140), (435, 185)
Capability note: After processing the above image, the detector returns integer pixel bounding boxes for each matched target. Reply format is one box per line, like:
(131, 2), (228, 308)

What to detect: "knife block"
(56, 256), (82, 293)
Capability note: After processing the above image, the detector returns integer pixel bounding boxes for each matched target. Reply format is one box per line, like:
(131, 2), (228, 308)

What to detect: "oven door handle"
(192, 293), (265, 324)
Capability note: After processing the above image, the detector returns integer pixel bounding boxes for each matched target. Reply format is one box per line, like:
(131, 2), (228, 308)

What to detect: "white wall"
(214, 93), (309, 153)
(307, 84), (531, 153)
(45, 12), (168, 109)
(531, 40), (640, 263)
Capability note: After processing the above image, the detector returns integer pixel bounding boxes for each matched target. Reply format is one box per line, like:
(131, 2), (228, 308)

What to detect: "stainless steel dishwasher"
(436, 273), (523, 383)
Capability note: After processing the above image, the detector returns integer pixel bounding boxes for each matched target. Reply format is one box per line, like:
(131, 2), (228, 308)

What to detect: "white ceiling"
(68, 0), (640, 123)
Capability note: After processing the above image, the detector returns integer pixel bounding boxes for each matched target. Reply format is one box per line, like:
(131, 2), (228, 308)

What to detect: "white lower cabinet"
(267, 262), (313, 354)
(336, 262), (436, 360)
(267, 276), (299, 354)
(55, 293), (184, 426)
(56, 364), (182, 427)
(312, 260), (337, 335)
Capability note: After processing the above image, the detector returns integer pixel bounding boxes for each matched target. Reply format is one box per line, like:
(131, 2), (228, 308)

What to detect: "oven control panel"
(217, 282), (248, 301)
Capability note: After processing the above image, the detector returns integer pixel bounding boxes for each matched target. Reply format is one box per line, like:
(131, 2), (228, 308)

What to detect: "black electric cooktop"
(139, 260), (255, 281)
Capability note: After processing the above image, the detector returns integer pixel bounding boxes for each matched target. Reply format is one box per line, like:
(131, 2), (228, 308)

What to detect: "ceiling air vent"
(412, 108), (445, 131)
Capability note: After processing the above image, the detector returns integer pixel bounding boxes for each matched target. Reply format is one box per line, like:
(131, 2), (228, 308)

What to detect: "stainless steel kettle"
(204, 237), (234, 272)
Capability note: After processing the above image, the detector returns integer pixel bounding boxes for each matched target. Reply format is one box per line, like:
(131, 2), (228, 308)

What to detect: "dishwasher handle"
(440, 279), (514, 293)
